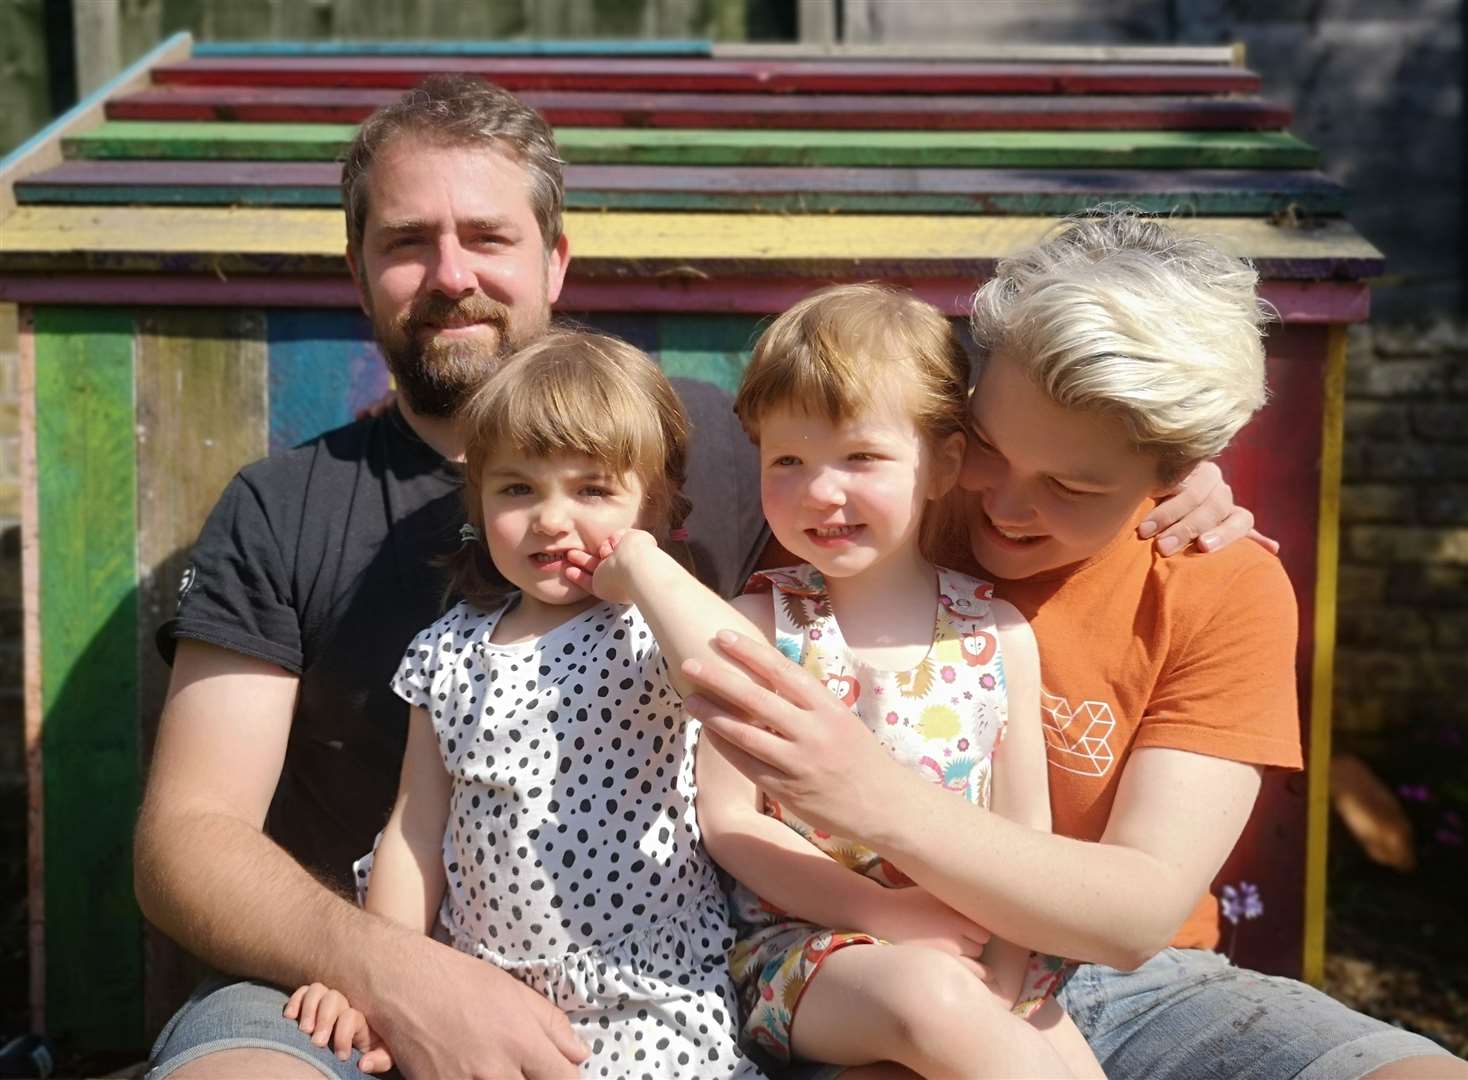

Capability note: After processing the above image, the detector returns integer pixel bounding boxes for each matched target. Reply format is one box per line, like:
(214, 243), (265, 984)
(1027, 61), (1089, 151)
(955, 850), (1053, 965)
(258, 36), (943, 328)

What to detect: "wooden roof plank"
(0, 206), (1386, 280)
(63, 122), (1318, 169)
(108, 86), (1293, 131)
(16, 160), (1348, 216)
(151, 57), (1262, 94)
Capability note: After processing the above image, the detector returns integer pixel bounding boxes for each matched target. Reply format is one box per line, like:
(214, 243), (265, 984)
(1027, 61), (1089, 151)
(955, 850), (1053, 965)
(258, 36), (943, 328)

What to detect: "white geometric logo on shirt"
(1040, 689), (1116, 777)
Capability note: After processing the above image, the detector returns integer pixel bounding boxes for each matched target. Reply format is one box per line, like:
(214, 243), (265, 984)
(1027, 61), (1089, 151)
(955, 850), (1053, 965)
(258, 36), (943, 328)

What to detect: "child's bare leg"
(1029, 997), (1106, 1079)
(789, 944), (1075, 1080)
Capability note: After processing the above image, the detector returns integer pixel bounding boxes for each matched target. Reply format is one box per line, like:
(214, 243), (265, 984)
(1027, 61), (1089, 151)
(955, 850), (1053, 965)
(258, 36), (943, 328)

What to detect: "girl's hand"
(562, 529), (659, 603)
(863, 886), (992, 963)
(284, 982), (396, 1072)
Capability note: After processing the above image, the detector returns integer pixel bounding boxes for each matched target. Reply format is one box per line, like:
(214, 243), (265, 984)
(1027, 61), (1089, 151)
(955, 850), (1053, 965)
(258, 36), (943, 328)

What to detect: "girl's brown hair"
(734, 283), (970, 447)
(444, 331), (692, 609)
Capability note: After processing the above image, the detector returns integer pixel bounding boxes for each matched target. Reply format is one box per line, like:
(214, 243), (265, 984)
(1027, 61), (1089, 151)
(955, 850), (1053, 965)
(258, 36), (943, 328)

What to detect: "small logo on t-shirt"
(1041, 689), (1116, 777)
(176, 563), (197, 610)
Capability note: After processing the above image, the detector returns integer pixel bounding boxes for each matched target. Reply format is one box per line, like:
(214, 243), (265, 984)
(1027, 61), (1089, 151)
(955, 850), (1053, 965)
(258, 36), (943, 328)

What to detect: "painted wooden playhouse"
(0, 33), (1381, 1052)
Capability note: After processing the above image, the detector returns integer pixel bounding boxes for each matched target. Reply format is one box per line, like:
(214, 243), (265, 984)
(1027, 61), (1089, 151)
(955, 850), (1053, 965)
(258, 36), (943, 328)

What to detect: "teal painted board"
(267, 309), (388, 452)
(34, 306), (143, 1051)
(655, 314), (764, 394)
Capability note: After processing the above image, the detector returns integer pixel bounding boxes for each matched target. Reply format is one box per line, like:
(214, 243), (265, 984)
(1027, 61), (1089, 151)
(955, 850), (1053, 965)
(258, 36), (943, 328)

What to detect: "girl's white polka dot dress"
(386, 598), (764, 1079)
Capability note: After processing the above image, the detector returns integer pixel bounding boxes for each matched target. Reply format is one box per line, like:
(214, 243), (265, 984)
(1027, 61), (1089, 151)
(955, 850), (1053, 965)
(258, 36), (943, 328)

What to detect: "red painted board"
(0, 273), (1369, 324)
(109, 85), (1292, 130)
(1207, 322), (1328, 978)
(150, 57), (1262, 95)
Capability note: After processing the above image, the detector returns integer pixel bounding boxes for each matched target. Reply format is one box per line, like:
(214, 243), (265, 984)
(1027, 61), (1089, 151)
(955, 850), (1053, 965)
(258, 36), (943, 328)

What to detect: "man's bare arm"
(134, 640), (588, 1078)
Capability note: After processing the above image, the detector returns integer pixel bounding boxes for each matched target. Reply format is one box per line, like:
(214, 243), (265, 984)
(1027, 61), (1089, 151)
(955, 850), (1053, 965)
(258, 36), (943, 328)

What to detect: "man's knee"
(167, 1047), (333, 1079)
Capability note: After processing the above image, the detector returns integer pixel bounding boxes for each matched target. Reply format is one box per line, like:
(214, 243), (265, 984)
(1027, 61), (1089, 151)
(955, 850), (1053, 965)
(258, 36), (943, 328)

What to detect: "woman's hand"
(681, 629), (923, 843)
(562, 529), (660, 603)
(1141, 460), (1279, 556)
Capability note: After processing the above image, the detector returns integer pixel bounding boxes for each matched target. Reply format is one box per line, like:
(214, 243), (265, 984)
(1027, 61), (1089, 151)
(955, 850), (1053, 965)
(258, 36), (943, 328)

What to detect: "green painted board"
(34, 306), (142, 1051)
(64, 121), (1319, 169)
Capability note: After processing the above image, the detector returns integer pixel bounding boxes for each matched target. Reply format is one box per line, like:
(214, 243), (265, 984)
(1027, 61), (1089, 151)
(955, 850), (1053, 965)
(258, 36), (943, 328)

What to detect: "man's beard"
(373, 290), (547, 418)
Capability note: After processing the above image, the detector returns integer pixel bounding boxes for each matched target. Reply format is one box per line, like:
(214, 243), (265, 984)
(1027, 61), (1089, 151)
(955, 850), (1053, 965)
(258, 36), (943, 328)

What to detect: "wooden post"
(798, 0), (836, 45)
(72, 0), (123, 98)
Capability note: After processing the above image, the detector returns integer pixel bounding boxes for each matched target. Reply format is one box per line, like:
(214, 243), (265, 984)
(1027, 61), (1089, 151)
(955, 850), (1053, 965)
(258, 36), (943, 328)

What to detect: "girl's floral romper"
(726, 563), (1071, 1062)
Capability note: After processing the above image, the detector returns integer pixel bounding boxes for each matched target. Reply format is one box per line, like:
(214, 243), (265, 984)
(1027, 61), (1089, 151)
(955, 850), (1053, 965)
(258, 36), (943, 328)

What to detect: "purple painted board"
(152, 57), (1262, 95)
(18, 159), (1344, 203)
(108, 85), (1292, 130)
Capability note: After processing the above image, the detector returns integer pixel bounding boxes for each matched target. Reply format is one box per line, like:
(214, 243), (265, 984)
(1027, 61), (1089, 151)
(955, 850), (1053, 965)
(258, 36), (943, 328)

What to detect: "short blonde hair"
(734, 283), (969, 447)
(969, 210), (1272, 478)
(446, 331), (691, 608)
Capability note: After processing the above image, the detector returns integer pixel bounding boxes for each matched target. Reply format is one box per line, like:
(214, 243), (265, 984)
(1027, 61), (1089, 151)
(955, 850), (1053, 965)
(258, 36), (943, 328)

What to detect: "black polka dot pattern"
(375, 598), (764, 1078)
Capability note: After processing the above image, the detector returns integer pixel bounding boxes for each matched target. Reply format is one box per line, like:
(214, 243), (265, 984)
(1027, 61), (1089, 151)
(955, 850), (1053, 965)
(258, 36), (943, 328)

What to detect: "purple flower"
(1220, 881), (1264, 925)
(1397, 783), (1431, 803)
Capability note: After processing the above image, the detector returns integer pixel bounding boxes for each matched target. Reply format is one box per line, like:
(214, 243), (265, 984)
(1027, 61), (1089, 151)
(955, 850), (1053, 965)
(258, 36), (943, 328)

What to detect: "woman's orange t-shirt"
(979, 508), (1304, 950)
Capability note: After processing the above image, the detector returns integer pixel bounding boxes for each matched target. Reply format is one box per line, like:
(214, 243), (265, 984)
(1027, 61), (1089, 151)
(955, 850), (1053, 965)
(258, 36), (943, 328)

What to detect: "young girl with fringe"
(570, 286), (1102, 1078)
(283, 331), (766, 1080)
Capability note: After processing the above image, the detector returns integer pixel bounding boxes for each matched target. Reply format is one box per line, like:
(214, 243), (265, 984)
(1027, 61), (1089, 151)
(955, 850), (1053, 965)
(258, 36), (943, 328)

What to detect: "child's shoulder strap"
(934, 566), (1005, 670)
(743, 563), (834, 656)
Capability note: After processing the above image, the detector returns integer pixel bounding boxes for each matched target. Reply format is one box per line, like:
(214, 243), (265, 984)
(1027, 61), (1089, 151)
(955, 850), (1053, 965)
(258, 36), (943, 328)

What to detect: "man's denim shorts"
(1058, 947), (1456, 1080)
(146, 977), (394, 1080)
(147, 950), (1456, 1080)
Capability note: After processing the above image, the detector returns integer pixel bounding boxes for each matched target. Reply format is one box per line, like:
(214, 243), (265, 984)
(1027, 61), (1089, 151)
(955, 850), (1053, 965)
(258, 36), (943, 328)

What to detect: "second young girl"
(572, 286), (1103, 1078)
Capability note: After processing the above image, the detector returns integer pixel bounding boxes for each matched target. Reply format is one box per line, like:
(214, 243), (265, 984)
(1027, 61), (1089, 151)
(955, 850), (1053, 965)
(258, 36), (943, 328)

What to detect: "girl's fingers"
(283, 984), (308, 1020)
(563, 548), (596, 568)
(358, 1048), (394, 1074)
(297, 982), (329, 1034)
(332, 1009), (360, 1058)
(313, 991), (346, 1046)
(356, 1044), (393, 1074)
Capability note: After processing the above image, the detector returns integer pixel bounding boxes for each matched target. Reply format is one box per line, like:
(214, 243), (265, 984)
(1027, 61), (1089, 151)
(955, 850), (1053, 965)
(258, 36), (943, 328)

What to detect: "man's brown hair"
(341, 74), (565, 257)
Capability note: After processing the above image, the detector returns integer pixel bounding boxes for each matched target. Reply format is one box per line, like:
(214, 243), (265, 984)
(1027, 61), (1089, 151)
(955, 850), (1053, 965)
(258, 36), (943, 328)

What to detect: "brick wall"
(1336, 321), (1468, 747)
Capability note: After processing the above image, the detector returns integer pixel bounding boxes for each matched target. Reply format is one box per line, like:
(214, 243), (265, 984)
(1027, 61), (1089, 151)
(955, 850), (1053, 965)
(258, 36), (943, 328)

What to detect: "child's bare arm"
(563, 530), (768, 699)
(365, 706), (450, 934)
(979, 603), (1052, 1004)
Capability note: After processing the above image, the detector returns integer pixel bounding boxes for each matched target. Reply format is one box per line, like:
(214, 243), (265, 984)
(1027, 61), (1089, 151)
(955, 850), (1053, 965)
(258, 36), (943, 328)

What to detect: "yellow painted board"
(0, 205), (1385, 266)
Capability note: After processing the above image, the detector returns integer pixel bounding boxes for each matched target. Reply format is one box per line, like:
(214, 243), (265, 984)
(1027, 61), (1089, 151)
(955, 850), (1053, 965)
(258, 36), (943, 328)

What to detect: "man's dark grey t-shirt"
(158, 380), (766, 891)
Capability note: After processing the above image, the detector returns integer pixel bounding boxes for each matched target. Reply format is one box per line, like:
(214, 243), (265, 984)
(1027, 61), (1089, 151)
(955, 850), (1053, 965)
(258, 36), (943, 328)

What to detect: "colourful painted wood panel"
(14, 160), (1349, 216)
(63, 122), (1318, 169)
(134, 308), (270, 1036)
(106, 86), (1294, 131)
(33, 306), (143, 1050)
(151, 57), (1263, 94)
(0, 206), (1387, 280)
(267, 309), (387, 452)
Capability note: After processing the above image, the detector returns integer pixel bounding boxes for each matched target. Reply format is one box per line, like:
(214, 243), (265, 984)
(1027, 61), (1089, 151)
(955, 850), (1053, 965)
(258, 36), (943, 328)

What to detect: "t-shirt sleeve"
(1136, 557), (1304, 769)
(626, 606), (678, 707)
(157, 470), (303, 673)
(391, 616), (449, 710)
